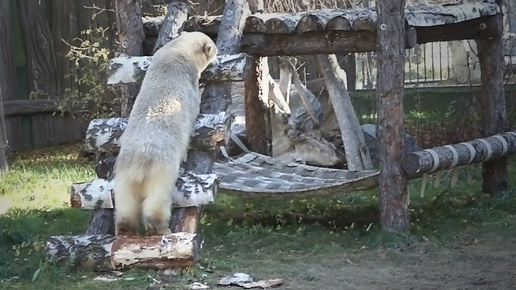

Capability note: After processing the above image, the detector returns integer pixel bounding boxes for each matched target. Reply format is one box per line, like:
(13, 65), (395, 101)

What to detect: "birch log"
(316, 54), (372, 171)
(84, 112), (234, 154)
(71, 173), (218, 209)
(44, 233), (202, 271)
(153, 2), (188, 52)
(107, 53), (252, 85)
(402, 132), (516, 179)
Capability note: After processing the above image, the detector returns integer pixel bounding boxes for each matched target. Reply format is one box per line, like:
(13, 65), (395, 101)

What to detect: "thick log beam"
(44, 233), (202, 271)
(107, 53), (252, 85)
(402, 132), (516, 179)
(143, 17), (496, 56)
(476, 11), (509, 194)
(376, 0), (410, 232)
(415, 15), (502, 44)
(84, 112), (233, 155)
(176, 2), (500, 36)
(71, 173), (218, 209)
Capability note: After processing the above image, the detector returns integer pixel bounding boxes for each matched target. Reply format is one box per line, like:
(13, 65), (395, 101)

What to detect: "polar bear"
(113, 31), (218, 236)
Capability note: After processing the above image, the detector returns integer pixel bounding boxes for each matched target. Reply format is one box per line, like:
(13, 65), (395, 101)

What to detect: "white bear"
(113, 31), (218, 235)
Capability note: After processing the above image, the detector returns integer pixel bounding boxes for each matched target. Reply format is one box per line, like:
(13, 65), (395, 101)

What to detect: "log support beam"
(402, 132), (516, 179)
(476, 11), (509, 194)
(85, 112), (234, 155)
(376, 0), (410, 232)
(71, 173), (218, 209)
(107, 53), (252, 85)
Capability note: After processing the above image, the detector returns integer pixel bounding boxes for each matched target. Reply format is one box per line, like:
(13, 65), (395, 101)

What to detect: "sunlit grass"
(0, 144), (96, 213)
(0, 144), (515, 289)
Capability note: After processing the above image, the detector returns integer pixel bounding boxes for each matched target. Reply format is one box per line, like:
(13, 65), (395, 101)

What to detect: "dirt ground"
(274, 235), (516, 290)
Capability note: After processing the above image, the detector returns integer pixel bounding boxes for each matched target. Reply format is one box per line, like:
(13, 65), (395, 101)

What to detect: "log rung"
(71, 173), (218, 209)
(402, 131), (516, 178)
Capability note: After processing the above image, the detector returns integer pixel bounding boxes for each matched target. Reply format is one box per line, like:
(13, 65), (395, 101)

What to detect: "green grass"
(1, 144), (515, 289)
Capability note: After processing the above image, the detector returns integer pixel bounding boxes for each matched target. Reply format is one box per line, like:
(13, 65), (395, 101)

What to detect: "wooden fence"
(0, 0), (117, 152)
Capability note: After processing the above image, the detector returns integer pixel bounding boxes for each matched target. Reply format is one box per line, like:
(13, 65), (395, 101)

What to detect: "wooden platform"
(143, 2), (501, 56)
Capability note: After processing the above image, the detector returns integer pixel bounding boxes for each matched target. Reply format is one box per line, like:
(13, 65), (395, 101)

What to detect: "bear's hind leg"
(114, 177), (141, 236)
(141, 167), (174, 235)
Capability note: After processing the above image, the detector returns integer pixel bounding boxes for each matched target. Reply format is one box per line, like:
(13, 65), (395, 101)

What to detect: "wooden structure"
(46, 1), (513, 269)
(0, 1), (118, 152)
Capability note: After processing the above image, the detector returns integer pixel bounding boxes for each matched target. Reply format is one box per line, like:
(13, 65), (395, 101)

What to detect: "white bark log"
(153, 2), (189, 52)
(85, 112), (233, 154)
(107, 53), (252, 85)
(71, 173), (217, 209)
(316, 54), (372, 170)
(44, 232), (202, 271)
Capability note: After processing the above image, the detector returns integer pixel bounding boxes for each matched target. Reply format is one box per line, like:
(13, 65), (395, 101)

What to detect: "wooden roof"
(178, 2), (500, 35)
(141, 1), (501, 56)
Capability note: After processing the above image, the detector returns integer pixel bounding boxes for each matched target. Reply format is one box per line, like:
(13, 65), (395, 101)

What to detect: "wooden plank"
(17, 1), (60, 98)
(476, 11), (509, 194)
(3, 99), (89, 117)
(0, 0), (20, 101)
(376, 0), (410, 232)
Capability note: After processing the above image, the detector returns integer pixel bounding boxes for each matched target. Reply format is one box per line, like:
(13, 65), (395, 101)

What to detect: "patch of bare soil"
(278, 236), (516, 290)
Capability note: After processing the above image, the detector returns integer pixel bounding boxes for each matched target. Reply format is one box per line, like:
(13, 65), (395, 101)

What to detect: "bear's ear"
(203, 42), (216, 58)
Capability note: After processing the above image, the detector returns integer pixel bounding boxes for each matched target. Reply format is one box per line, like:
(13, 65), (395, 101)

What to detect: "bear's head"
(155, 31), (218, 76)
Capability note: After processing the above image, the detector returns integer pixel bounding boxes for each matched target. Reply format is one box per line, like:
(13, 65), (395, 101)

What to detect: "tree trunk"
(476, 11), (509, 194)
(316, 54), (372, 171)
(153, 1), (188, 53)
(376, 0), (410, 232)
(173, 0), (250, 233)
(115, 0), (144, 117)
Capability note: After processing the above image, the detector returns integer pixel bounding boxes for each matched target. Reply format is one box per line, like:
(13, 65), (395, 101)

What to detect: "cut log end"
(45, 233), (203, 271)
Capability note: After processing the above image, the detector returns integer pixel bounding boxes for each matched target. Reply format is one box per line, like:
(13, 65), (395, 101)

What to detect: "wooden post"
(376, 0), (410, 232)
(171, 0), (250, 233)
(115, 0), (144, 117)
(244, 57), (272, 155)
(476, 10), (509, 194)
(244, 0), (271, 155)
(0, 0), (17, 172)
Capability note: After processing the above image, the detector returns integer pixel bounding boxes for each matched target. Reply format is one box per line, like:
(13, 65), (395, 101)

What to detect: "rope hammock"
(212, 151), (379, 200)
